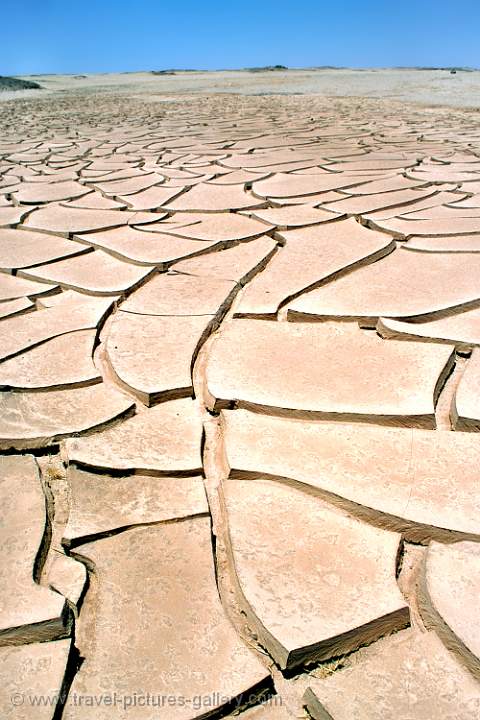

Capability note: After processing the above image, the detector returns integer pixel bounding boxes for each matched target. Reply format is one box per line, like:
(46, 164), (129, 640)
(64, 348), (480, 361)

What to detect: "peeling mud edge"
(0, 302), (37, 321)
(197, 481), (281, 701)
(334, 187), (444, 218)
(0, 330), (85, 365)
(68, 239), (166, 270)
(432, 347), (456, 409)
(38, 550), (88, 718)
(434, 352), (468, 430)
(195, 400), (277, 678)
(212, 399), (438, 429)
(232, 311), (279, 320)
(14, 217), (148, 240)
(73, 229), (276, 268)
(396, 540), (429, 632)
(0, 376), (103, 393)
(155, 201), (271, 215)
(228, 470), (480, 545)
(62, 512), (211, 550)
(7, 205), (42, 228)
(452, 417), (480, 431)
(250, 213), (346, 232)
(416, 550), (480, 680)
(366, 215), (480, 240)
(62, 457), (204, 477)
(286, 607), (411, 674)
(0, 608), (72, 648)
(34, 456), (55, 583)
(98, 333), (193, 407)
(249, 179), (378, 203)
(97, 304), (232, 409)
(300, 623), (422, 719)
(191, 679), (277, 720)
(190, 286), (246, 388)
(303, 687), (334, 720)
(190, 680), (277, 720)
(376, 299), (480, 324)
(288, 297), (480, 326)
(377, 321), (480, 349)
(293, 621), (414, 684)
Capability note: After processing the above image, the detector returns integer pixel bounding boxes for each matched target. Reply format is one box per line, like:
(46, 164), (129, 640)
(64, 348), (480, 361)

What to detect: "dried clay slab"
(288, 247), (480, 325)
(235, 218), (395, 317)
(63, 465), (208, 546)
(221, 477), (408, 669)
(65, 398), (203, 474)
(304, 629), (480, 720)
(0, 329), (99, 390)
(0, 384), (134, 450)
(19, 249), (154, 296)
(64, 519), (269, 720)
(206, 320), (453, 427)
(222, 408), (480, 541)
(0, 456), (68, 644)
(0, 640), (71, 720)
(451, 348), (480, 430)
(0, 228), (89, 270)
(377, 308), (480, 350)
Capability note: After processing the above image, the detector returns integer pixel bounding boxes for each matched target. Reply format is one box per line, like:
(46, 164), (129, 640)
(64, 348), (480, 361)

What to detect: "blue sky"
(2, 0), (479, 75)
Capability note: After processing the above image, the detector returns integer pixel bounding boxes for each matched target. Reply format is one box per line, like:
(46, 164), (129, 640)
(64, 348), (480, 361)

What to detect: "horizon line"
(11, 64), (479, 77)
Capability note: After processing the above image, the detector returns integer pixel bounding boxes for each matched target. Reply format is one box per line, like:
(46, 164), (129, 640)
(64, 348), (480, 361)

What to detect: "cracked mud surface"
(1, 90), (480, 719)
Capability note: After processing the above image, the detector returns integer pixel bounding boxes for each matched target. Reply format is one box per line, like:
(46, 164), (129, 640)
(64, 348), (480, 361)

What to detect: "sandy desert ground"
(1, 78), (480, 719)
(1, 67), (480, 107)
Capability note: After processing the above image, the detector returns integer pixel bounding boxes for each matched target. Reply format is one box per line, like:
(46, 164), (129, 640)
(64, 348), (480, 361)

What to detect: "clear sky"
(2, 0), (479, 75)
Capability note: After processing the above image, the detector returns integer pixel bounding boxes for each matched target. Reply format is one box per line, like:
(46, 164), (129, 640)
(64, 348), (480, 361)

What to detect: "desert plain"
(1, 69), (480, 719)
